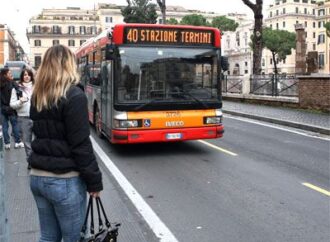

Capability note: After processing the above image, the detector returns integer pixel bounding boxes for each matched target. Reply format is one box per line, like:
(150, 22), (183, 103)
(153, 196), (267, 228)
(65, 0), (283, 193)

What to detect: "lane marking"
(198, 140), (238, 156)
(302, 183), (330, 196)
(225, 115), (330, 141)
(91, 137), (179, 242)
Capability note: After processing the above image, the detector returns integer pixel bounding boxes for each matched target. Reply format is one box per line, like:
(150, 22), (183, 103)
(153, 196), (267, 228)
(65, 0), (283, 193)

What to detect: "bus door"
(100, 60), (113, 137)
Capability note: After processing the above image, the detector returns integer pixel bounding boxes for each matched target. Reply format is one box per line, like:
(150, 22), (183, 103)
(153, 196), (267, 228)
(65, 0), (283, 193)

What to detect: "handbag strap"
(96, 197), (111, 228)
(96, 196), (104, 230)
(80, 195), (96, 239)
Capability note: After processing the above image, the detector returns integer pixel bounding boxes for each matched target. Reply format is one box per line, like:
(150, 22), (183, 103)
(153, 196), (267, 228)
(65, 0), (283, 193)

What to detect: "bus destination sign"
(123, 27), (214, 46)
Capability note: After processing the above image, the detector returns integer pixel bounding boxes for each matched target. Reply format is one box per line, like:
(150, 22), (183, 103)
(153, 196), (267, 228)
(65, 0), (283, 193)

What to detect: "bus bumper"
(111, 125), (224, 144)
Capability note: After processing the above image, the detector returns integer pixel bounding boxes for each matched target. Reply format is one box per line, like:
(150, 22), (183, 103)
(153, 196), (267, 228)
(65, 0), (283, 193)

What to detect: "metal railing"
(250, 74), (298, 97)
(222, 75), (243, 94)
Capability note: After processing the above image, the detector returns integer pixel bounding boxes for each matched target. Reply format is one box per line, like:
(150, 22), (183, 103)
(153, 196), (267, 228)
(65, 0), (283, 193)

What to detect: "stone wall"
(298, 75), (330, 112)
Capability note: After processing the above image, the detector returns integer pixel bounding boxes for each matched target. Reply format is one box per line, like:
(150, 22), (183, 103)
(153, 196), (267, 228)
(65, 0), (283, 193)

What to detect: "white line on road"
(302, 183), (330, 197)
(225, 115), (330, 141)
(91, 137), (179, 242)
(198, 140), (238, 156)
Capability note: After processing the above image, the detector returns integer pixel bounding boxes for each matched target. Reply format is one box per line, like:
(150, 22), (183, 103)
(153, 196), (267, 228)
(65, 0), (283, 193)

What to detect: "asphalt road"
(93, 116), (330, 242)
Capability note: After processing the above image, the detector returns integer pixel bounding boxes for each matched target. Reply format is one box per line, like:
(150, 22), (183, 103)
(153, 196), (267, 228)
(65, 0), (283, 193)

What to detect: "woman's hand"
(89, 191), (101, 198)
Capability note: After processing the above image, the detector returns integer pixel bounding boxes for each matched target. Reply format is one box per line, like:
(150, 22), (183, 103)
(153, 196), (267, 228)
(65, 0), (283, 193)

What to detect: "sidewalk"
(3, 147), (157, 242)
(222, 100), (330, 135)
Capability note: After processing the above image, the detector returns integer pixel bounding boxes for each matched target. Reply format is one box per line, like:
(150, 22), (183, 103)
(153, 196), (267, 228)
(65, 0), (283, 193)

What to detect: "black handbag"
(79, 195), (120, 242)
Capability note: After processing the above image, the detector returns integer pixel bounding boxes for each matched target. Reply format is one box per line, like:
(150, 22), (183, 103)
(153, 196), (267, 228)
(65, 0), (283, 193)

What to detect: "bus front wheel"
(94, 108), (103, 138)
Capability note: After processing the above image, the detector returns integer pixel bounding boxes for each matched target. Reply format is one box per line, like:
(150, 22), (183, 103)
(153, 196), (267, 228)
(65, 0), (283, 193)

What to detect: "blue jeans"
(30, 176), (87, 242)
(1, 113), (21, 144)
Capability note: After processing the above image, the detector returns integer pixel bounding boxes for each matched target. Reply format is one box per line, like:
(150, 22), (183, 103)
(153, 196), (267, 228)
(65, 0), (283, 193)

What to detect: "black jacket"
(0, 79), (17, 115)
(29, 85), (103, 192)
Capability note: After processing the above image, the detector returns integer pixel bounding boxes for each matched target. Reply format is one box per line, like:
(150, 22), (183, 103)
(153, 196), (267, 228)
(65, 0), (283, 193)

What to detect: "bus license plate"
(166, 133), (182, 140)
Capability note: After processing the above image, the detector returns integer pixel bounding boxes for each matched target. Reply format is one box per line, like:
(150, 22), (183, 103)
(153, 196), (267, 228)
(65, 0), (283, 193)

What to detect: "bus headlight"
(204, 116), (222, 124)
(114, 119), (140, 128)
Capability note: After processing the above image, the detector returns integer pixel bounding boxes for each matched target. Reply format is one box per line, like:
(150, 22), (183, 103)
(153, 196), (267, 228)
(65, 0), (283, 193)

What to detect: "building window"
(313, 9), (315, 15)
(296, 7), (299, 14)
(318, 21), (323, 28)
(318, 9), (325, 16)
(318, 34), (325, 44)
(283, 8), (286, 14)
(80, 40), (86, 46)
(52, 40), (60, 46)
(313, 22), (316, 28)
(313, 32), (316, 38)
(283, 21), (286, 28)
(236, 32), (240, 46)
(302, 0), (308, 3)
(68, 26), (75, 35)
(270, 11), (272, 17)
(245, 70), (248, 74)
(52, 25), (61, 34)
(305, 21), (307, 27)
(105, 16), (113, 23)
(283, 59), (286, 64)
(270, 24), (272, 29)
(270, 58), (273, 65)
(282, 0), (287, 3)
(68, 40), (75, 46)
(313, 43), (316, 50)
(294, 0), (299, 2)
(32, 25), (41, 33)
(34, 56), (42, 68)
(80, 26), (86, 35)
(34, 40), (41, 46)
(304, 8), (307, 14)
(276, 10), (279, 16)
(262, 58), (265, 66)
(276, 23), (279, 29)
(318, 53), (324, 67)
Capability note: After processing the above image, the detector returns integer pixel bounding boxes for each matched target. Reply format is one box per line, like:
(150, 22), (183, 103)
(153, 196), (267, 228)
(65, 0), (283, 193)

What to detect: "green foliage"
(262, 27), (296, 62)
(121, 0), (157, 24)
(166, 18), (179, 25)
(325, 22), (330, 37)
(180, 14), (209, 26)
(211, 16), (238, 32)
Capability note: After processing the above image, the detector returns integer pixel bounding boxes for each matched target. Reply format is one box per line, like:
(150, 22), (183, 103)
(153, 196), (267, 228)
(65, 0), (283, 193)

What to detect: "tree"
(211, 16), (238, 32)
(325, 22), (330, 37)
(156, 0), (166, 24)
(180, 14), (209, 26)
(121, 0), (158, 24)
(242, 0), (263, 75)
(262, 27), (296, 75)
(166, 18), (179, 25)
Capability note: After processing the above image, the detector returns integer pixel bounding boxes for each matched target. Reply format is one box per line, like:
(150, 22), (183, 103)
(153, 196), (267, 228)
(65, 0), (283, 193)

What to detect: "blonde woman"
(29, 45), (103, 242)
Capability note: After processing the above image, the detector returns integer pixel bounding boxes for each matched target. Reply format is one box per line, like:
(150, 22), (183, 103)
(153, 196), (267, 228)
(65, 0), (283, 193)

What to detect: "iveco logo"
(165, 121), (184, 127)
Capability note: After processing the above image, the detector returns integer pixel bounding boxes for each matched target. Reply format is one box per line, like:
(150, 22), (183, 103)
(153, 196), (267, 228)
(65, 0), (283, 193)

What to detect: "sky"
(0, 0), (273, 53)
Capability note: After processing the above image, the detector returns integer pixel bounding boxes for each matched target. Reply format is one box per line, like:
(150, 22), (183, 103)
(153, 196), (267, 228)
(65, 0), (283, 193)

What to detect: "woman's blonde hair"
(32, 45), (79, 111)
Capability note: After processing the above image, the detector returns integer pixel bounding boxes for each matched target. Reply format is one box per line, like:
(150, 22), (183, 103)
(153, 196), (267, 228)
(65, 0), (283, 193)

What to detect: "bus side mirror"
(106, 44), (115, 60)
(220, 56), (229, 72)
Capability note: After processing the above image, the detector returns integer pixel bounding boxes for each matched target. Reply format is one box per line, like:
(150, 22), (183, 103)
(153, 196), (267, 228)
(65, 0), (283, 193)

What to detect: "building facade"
(0, 24), (25, 67)
(27, 7), (100, 68)
(221, 14), (254, 76)
(264, 0), (329, 74)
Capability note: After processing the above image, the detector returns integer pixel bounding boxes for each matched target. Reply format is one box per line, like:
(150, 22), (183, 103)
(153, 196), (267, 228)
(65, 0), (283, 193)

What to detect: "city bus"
(75, 23), (226, 144)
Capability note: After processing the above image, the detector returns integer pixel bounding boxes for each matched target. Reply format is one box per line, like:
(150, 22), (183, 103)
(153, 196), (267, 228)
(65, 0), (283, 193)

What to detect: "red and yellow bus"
(75, 24), (225, 144)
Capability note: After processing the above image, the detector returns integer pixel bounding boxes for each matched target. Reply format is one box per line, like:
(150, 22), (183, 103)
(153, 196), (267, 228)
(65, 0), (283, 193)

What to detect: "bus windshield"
(116, 47), (220, 108)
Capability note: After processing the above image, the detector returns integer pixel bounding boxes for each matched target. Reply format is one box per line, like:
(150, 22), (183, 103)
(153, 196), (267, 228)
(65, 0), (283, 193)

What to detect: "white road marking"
(302, 183), (330, 196)
(225, 115), (330, 141)
(91, 137), (179, 242)
(198, 140), (238, 156)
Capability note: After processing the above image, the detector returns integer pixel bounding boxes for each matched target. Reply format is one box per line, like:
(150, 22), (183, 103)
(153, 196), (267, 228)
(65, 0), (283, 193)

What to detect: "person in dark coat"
(0, 67), (24, 149)
(29, 45), (103, 242)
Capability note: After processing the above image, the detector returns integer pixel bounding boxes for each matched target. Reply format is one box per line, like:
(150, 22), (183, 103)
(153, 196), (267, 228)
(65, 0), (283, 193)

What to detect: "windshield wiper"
(133, 98), (164, 111)
(180, 91), (209, 108)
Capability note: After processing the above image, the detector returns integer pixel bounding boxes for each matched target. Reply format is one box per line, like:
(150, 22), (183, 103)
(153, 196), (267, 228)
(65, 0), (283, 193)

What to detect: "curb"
(223, 110), (330, 135)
